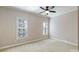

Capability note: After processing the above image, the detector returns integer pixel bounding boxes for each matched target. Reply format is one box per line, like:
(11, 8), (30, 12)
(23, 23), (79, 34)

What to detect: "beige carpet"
(1, 39), (78, 52)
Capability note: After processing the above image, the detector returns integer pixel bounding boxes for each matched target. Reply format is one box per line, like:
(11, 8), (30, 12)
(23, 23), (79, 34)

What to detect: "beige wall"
(78, 7), (79, 50)
(50, 10), (78, 45)
(0, 7), (47, 47)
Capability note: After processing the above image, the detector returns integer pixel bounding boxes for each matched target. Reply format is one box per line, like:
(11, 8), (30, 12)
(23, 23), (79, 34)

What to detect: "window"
(16, 17), (28, 40)
(43, 21), (48, 35)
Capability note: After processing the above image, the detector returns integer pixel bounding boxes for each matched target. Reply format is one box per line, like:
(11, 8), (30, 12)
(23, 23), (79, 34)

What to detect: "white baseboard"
(0, 37), (47, 50)
(51, 38), (78, 46)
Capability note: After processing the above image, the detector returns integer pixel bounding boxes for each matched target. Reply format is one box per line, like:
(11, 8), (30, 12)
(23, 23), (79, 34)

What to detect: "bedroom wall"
(0, 7), (48, 47)
(50, 10), (78, 45)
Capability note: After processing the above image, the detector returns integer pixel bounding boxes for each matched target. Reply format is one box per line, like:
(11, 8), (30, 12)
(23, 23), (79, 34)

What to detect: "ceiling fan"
(40, 6), (56, 15)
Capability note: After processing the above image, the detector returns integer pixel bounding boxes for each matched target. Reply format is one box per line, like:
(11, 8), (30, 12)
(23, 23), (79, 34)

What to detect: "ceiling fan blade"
(40, 7), (46, 10)
(49, 11), (56, 13)
(51, 6), (55, 8)
(48, 6), (55, 9)
(40, 11), (45, 13)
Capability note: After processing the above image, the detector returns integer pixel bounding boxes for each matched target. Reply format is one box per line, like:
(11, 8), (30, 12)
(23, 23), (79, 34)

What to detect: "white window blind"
(43, 21), (48, 35)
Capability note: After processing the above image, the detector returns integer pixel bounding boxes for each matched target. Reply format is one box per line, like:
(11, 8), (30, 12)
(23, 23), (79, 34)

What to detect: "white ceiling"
(13, 6), (78, 18)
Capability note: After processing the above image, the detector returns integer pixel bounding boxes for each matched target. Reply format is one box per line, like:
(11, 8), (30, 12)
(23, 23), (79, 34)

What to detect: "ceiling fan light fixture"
(45, 11), (49, 14)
